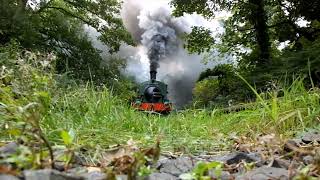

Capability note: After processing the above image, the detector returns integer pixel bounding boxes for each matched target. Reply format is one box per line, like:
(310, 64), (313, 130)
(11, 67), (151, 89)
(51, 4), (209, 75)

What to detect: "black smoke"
(120, 0), (231, 108)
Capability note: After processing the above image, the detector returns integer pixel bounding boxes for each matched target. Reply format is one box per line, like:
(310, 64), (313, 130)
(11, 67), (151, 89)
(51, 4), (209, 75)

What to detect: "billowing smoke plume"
(120, 0), (231, 108)
(148, 35), (168, 77)
(138, 6), (180, 79)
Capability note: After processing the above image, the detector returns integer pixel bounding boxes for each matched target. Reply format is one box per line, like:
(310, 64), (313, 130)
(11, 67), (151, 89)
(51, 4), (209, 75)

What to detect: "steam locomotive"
(132, 71), (172, 114)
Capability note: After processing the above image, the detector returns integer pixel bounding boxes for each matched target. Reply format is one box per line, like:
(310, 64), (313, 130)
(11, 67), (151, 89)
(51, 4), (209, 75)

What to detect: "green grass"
(41, 78), (320, 154)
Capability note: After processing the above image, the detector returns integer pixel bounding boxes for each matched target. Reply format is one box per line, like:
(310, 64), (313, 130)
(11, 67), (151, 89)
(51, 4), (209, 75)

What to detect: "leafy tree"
(195, 64), (252, 107)
(183, 26), (215, 54)
(193, 78), (220, 107)
(172, 0), (320, 104)
(171, 0), (272, 66)
(0, 0), (133, 51)
(279, 38), (320, 87)
(171, 0), (320, 66)
(0, 0), (134, 83)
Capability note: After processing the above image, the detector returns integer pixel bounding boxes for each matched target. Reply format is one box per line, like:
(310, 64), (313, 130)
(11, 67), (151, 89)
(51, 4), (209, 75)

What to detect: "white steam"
(120, 0), (231, 108)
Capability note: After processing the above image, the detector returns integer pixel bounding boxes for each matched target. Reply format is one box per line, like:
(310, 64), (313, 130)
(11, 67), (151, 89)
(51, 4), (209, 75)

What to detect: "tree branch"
(43, 6), (93, 26)
(13, 0), (28, 19)
(237, 20), (293, 32)
(62, 0), (101, 18)
(36, 0), (55, 14)
(62, 0), (118, 25)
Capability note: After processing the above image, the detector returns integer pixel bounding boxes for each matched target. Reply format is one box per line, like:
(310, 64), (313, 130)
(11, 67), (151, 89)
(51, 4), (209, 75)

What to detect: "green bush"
(193, 78), (220, 107)
(0, 41), (55, 138)
(0, 41), (137, 169)
(281, 37), (320, 87)
(194, 64), (252, 107)
(0, 41), (58, 169)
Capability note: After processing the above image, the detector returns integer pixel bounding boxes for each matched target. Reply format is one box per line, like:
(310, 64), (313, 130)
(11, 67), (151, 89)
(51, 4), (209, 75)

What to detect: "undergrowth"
(1, 44), (320, 156)
(42, 77), (320, 154)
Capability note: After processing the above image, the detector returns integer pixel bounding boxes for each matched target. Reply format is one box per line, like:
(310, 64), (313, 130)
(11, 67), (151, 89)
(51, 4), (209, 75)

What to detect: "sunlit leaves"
(179, 161), (223, 180)
(60, 129), (75, 146)
(171, 0), (231, 19)
(193, 78), (220, 107)
(0, 0), (134, 83)
(171, 0), (214, 18)
(38, 0), (134, 52)
(184, 26), (215, 54)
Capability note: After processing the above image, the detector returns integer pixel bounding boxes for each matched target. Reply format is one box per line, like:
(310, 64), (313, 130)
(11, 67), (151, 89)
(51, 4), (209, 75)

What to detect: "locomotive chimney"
(150, 70), (157, 81)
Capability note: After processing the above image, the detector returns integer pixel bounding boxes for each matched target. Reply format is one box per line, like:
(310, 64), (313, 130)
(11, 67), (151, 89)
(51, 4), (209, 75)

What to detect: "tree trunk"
(14, 0), (28, 20)
(249, 0), (271, 66)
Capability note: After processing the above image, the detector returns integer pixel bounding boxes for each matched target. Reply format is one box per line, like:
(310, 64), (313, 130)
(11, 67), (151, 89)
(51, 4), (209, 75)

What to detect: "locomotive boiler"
(132, 71), (172, 114)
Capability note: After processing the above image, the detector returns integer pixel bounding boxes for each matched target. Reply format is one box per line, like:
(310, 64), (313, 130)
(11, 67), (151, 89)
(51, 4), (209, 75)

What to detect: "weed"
(1, 44), (320, 163)
(36, 75), (320, 155)
(179, 161), (223, 180)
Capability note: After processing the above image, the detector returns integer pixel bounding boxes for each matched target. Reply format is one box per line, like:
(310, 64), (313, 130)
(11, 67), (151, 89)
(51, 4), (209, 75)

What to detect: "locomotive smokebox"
(150, 70), (157, 81)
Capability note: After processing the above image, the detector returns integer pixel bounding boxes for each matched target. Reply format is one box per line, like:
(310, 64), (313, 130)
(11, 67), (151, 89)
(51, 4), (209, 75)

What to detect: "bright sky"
(131, 0), (230, 37)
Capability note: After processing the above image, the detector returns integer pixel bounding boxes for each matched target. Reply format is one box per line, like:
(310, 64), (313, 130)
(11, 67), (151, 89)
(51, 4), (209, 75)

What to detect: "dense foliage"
(0, 0), (133, 83)
(194, 64), (252, 107)
(0, 41), (137, 170)
(172, 0), (320, 107)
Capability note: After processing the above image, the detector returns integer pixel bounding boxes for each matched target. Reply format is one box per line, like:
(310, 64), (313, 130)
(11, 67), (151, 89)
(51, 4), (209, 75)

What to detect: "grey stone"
(24, 169), (83, 180)
(0, 174), (20, 180)
(116, 175), (128, 180)
(193, 155), (210, 162)
(303, 155), (314, 165)
(159, 157), (194, 176)
(211, 152), (260, 165)
(156, 157), (172, 169)
(0, 142), (18, 156)
(83, 172), (106, 180)
(209, 170), (232, 180)
(65, 167), (107, 180)
(271, 158), (290, 169)
(53, 162), (65, 172)
(301, 132), (320, 144)
(247, 153), (264, 166)
(53, 150), (85, 166)
(236, 166), (289, 180)
(65, 167), (88, 175)
(284, 139), (302, 152)
(73, 153), (87, 165)
(145, 173), (177, 180)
